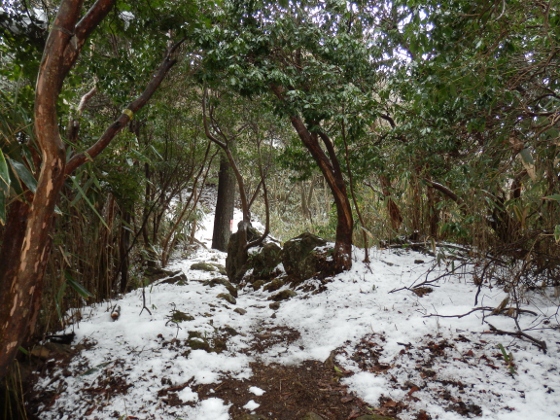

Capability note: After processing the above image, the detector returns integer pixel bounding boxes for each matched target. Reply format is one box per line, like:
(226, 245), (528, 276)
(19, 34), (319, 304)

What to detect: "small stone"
(234, 308), (247, 315)
(223, 326), (239, 336)
(269, 302), (281, 310)
(217, 293), (236, 304)
(269, 289), (297, 301)
(187, 338), (210, 352)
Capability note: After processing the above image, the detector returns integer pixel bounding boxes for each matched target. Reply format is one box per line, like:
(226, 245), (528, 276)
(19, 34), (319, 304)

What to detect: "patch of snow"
(249, 386), (265, 396)
(243, 399), (260, 410)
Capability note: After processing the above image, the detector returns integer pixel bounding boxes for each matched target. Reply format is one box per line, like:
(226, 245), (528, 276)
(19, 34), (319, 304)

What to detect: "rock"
(249, 242), (283, 279)
(269, 289), (297, 301)
(263, 278), (285, 292)
(204, 277), (238, 297)
(226, 222), (262, 283)
(167, 309), (194, 323)
(282, 232), (327, 281)
(252, 280), (265, 290)
(217, 293), (236, 305)
(222, 326), (239, 336)
(234, 308), (247, 315)
(159, 270), (188, 285)
(269, 302), (281, 310)
(301, 413), (325, 420)
(190, 262), (217, 272)
(146, 267), (182, 283)
(187, 332), (211, 351)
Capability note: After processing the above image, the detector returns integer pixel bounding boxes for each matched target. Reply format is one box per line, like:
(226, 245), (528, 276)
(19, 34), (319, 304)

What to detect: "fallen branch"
(423, 306), (538, 319)
(485, 323), (547, 353)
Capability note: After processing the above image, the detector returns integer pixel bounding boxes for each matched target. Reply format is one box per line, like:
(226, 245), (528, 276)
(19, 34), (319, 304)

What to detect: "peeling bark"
(0, 0), (181, 380)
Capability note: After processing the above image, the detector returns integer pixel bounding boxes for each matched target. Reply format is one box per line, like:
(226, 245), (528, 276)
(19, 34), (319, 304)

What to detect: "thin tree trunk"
(119, 210), (131, 294)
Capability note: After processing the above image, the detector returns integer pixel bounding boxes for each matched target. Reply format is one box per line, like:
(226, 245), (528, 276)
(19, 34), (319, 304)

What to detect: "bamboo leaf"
(0, 148), (10, 190)
(69, 176), (109, 230)
(8, 157), (37, 193)
(543, 194), (560, 203)
(0, 149), (9, 225)
(64, 270), (93, 299)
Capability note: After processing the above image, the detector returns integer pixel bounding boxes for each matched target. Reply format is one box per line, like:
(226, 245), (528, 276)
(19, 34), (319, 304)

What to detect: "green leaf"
(64, 270), (93, 299)
(0, 148), (10, 190)
(70, 176), (109, 230)
(8, 157), (37, 193)
(543, 194), (560, 203)
(0, 149), (9, 225)
(554, 225), (560, 243)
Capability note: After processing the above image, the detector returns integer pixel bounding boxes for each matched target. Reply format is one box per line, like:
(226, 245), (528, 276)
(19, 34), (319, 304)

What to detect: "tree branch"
(65, 39), (185, 175)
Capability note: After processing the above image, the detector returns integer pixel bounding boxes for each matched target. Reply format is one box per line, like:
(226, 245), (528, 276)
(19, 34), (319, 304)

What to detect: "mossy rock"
(159, 270), (188, 285)
(204, 277), (238, 297)
(187, 336), (210, 352)
(222, 326), (239, 336)
(263, 278), (285, 292)
(217, 293), (236, 305)
(249, 242), (283, 279)
(252, 280), (265, 290)
(269, 289), (297, 301)
(190, 262), (218, 272)
(226, 223), (262, 283)
(168, 310), (194, 323)
(282, 232), (327, 281)
(146, 267), (181, 283)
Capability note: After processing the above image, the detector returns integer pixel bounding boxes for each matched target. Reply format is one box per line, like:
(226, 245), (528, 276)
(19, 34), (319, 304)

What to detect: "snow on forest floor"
(28, 212), (560, 420)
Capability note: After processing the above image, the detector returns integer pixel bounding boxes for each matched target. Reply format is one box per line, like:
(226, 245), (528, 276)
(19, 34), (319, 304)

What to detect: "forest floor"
(25, 212), (560, 420)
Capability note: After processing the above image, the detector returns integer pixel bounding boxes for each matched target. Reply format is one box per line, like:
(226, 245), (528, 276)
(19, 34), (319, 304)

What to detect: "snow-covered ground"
(31, 212), (560, 419)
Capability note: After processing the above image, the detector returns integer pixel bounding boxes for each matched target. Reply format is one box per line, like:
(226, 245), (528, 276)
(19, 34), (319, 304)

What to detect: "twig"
(139, 287), (152, 316)
(424, 306), (538, 319)
(486, 323), (547, 353)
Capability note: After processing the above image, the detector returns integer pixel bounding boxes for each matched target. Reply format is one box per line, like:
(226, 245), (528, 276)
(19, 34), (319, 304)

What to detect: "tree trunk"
(290, 115), (353, 272)
(0, 0), (180, 379)
(212, 153), (236, 252)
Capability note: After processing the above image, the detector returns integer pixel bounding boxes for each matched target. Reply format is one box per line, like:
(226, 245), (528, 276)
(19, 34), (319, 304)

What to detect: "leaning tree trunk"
(289, 115), (353, 272)
(0, 0), (181, 380)
(269, 86), (353, 272)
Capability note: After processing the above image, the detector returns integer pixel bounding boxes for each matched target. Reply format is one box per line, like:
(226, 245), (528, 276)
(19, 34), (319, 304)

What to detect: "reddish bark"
(0, 0), (181, 379)
(271, 84), (353, 272)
